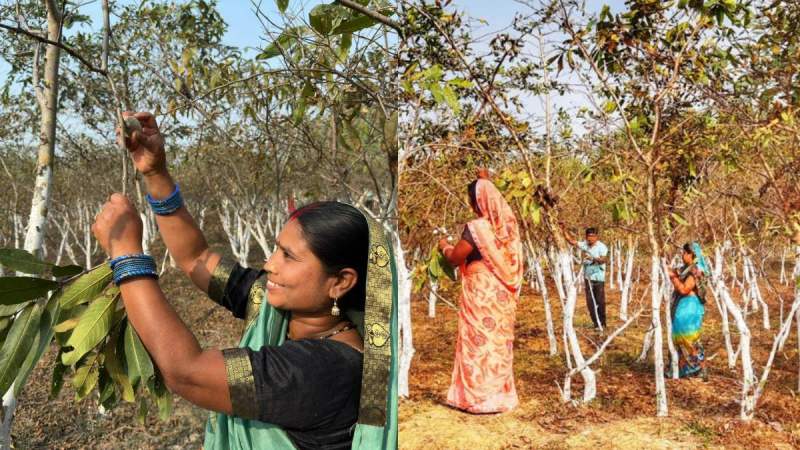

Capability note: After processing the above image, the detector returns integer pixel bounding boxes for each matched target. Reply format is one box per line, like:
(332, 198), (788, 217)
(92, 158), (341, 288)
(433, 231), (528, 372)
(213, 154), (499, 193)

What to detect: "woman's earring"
(331, 297), (340, 317)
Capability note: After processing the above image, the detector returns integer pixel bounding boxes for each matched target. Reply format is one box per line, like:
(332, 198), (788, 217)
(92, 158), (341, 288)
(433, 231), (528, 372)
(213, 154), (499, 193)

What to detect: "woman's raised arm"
(123, 111), (221, 294)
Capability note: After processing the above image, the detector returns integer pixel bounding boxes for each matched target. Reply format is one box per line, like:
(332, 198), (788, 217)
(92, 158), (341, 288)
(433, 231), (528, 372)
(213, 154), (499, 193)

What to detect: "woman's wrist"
(110, 244), (144, 259)
(143, 170), (176, 200)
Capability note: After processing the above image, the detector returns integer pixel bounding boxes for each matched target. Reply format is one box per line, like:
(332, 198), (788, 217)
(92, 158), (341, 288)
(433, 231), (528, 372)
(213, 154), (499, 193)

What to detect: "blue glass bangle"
(109, 254), (158, 285)
(146, 183), (183, 215)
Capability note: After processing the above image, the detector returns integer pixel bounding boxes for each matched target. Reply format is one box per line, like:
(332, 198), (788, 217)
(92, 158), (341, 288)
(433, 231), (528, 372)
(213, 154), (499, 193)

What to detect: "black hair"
(585, 227), (598, 235)
(289, 201), (368, 311)
(468, 180), (480, 214)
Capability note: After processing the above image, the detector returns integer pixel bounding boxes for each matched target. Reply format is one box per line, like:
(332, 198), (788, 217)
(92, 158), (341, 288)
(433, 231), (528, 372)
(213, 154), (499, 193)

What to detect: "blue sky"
(0, 0), (323, 84)
(451, 0), (629, 135)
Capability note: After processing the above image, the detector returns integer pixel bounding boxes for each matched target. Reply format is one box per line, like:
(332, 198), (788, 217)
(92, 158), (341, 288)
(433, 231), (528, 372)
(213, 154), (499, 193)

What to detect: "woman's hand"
(121, 111), (167, 177)
(91, 194), (144, 258)
(438, 238), (451, 252)
(668, 268), (678, 279)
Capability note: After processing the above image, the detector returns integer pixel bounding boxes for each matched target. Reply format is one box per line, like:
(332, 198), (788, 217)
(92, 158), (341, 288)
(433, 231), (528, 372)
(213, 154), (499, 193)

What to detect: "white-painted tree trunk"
(660, 262), (679, 379)
(710, 246), (756, 420)
(427, 280), (437, 318)
(710, 247), (736, 368)
(796, 305), (800, 392)
(780, 248), (787, 285)
(637, 327), (654, 363)
(743, 256), (769, 329)
(394, 234), (414, 398)
(616, 242), (624, 288)
(533, 256), (558, 356)
(556, 250), (596, 403)
(219, 200), (252, 267)
(2, 5), (63, 447)
(549, 249), (566, 306)
(619, 239), (636, 321)
(608, 244), (615, 290)
(650, 254), (668, 416)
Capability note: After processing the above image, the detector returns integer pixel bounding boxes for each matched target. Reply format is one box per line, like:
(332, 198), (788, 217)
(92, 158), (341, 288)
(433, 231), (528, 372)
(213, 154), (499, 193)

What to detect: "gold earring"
(331, 297), (340, 317)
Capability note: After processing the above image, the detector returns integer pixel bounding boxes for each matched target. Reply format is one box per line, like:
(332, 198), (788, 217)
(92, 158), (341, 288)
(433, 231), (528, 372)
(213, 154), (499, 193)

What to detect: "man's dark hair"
(585, 227), (598, 235)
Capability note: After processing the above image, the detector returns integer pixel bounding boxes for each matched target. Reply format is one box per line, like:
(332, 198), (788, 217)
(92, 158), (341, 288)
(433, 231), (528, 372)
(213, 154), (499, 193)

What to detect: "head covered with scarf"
(684, 241), (710, 276)
(466, 178), (524, 291)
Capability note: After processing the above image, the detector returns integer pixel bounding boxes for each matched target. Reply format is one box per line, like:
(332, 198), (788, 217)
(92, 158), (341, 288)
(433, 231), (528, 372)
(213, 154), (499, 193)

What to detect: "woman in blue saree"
(90, 111), (397, 449)
(667, 242), (709, 380)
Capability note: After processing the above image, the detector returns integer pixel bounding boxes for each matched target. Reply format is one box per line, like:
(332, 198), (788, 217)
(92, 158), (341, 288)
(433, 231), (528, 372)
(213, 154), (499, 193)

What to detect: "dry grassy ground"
(13, 246), (244, 449)
(400, 271), (800, 449)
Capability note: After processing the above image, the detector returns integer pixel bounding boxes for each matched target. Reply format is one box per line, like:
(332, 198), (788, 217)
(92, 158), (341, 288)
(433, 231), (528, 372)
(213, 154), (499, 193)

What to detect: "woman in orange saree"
(438, 173), (523, 413)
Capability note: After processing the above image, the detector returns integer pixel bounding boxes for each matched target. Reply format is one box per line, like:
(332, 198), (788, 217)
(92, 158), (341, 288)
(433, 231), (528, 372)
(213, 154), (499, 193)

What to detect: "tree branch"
(0, 22), (106, 76)
(335, 0), (403, 35)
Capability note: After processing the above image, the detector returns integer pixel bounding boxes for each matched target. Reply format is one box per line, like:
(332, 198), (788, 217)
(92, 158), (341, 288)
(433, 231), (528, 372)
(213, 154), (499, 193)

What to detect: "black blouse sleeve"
(221, 340), (363, 430)
(461, 226), (482, 263)
(461, 226), (476, 247)
(207, 257), (265, 319)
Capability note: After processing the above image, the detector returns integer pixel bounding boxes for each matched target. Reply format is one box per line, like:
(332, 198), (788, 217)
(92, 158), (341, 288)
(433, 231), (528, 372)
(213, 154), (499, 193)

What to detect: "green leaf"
(72, 352), (100, 401)
(148, 370), (173, 421)
(309, 4), (339, 35)
(61, 288), (119, 366)
(438, 251), (456, 281)
(52, 317), (79, 333)
(0, 302), (29, 317)
(276, 0), (289, 13)
(98, 370), (115, 406)
(427, 245), (442, 279)
(0, 277), (59, 304)
(671, 212), (689, 226)
(104, 323), (135, 403)
(442, 85), (460, 113)
(137, 396), (148, 425)
(429, 83), (445, 104)
(531, 204), (542, 225)
(124, 320), (154, 388)
(0, 249), (50, 275)
(0, 303), (43, 395)
(52, 264), (82, 278)
(14, 292), (61, 396)
(50, 350), (68, 399)
(337, 33), (352, 62)
(331, 13), (377, 35)
(54, 264), (112, 309)
(258, 27), (308, 60)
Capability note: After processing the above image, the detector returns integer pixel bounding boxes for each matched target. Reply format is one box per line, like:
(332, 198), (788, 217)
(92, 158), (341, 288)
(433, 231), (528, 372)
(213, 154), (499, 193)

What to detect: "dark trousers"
(584, 280), (606, 329)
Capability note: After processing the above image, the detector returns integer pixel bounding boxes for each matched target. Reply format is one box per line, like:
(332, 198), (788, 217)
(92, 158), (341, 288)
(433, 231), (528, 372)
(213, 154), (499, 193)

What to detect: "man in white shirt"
(562, 225), (608, 330)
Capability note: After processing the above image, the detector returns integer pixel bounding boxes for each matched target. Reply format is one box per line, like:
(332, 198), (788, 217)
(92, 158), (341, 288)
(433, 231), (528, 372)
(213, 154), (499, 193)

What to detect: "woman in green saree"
(90, 111), (397, 450)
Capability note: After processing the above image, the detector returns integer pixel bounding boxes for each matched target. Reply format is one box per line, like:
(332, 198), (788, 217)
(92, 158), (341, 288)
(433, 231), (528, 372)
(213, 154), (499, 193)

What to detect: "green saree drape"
(203, 211), (398, 450)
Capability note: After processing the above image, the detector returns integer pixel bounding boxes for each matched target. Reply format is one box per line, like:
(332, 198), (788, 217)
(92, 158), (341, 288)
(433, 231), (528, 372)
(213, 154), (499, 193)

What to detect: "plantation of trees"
(397, 1), (800, 448)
